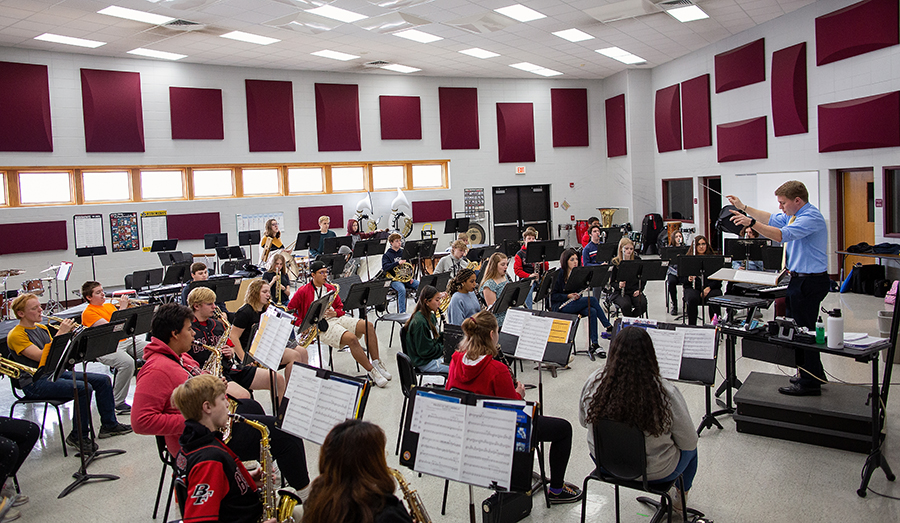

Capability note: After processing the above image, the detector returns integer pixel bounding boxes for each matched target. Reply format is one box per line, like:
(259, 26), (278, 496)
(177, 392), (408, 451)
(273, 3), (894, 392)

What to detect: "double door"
(493, 184), (552, 245)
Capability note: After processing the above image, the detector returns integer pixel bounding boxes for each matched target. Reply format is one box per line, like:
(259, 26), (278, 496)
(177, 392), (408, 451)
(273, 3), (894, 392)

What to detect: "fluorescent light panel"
(306, 5), (368, 23)
(667, 6), (709, 23)
(220, 31), (280, 45)
(552, 28), (593, 42)
(34, 33), (105, 48)
(382, 64), (420, 73)
(596, 46), (645, 64)
(510, 62), (540, 72)
(98, 6), (174, 25)
(494, 4), (546, 22)
(533, 68), (562, 77)
(312, 49), (360, 61)
(459, 48), (499, 59)
(128, 48), (186, 60)
(393, 29), (442, 43)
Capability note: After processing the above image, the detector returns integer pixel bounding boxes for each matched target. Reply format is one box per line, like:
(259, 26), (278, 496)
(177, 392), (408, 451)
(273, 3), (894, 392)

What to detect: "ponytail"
(459, 310), (499, 360)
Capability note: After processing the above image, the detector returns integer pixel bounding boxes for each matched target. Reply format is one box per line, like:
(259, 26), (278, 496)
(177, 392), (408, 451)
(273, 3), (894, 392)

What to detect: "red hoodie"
(445, 351), (521, 400)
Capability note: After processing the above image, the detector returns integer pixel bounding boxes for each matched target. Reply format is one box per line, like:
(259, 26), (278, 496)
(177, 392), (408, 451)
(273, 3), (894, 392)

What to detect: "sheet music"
(676, 327), (716, 360)
(548, 319), (571, 344)
(513, 315), (553, 361)
(460, 407), (516, 489)
(248, 312), (293, 371)
(280, 366), (319, 440)
(413, 398), (466, 480)
(307, 379), (361, 445)
(500, 308), (529, 336)
(647, 329), (685, 380)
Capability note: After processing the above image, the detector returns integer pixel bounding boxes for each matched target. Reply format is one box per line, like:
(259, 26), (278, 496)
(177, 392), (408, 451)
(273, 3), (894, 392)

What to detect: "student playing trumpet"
(263, 253), (291, 308)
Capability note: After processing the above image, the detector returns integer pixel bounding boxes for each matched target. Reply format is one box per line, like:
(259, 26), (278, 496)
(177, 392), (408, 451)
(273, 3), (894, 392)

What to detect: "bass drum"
(465, 223), (486, 245)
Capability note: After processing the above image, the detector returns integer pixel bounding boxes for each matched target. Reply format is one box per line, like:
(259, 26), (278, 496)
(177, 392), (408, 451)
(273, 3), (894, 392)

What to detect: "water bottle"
(815, 316), (825, 344)
(826, 308), (843, 349)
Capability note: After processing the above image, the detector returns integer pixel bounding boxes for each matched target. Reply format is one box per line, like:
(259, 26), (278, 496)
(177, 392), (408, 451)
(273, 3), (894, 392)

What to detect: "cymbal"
(0, 269), (25, 277)
(40, 265), (60, 273)
(40, 277), (54, 281)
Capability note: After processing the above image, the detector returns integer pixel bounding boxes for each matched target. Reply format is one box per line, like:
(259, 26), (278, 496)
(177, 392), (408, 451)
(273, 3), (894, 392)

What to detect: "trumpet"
(0, 356), (37, 379)
(41, 314), (83, 333)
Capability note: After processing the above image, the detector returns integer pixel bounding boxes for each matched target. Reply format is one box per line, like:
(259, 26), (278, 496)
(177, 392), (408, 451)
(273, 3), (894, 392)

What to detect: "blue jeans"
(524, 280), (537, 309)
(391, 279), (419, 313)
(418, 358), (449, 374)
(559, 296), (610, 344)
(24, 371), (117, 434)
(653, 448), (698, 492)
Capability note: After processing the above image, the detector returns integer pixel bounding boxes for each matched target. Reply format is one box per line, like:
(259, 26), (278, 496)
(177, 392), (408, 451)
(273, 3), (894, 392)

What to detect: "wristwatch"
(749, 218), (757, 227)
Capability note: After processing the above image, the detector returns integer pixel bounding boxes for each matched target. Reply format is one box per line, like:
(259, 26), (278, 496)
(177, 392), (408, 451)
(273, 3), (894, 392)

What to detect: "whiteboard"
(236, 212), (284, 239)
(755, 171), (819, 216)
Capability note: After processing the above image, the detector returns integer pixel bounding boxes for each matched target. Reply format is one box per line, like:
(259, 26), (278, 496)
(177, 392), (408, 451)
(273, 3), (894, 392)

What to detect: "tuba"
(229, 414), (301, 523)
(296, 284), (339, 349)
(598, 207), (618, 229)
(390, 468), (432, 523)
(391, 188), (414, 238)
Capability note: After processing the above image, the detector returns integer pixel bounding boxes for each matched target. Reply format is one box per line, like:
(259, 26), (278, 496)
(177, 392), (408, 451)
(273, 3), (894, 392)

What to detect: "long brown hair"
(479, 252), (508, 290)
(459, 310), (498, 360)
(686, 235), (716, 256)
(585, 327), (673, 436)
(244, 279), (267, 311)
(264, 218), (280, 239)
(559, 247), (579, 280)
(404, 285), (439, 337)
(302, 420), (395, 523)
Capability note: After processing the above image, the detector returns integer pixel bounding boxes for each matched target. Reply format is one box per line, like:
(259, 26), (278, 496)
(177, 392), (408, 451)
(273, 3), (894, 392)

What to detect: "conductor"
(728, 180), (829, 396)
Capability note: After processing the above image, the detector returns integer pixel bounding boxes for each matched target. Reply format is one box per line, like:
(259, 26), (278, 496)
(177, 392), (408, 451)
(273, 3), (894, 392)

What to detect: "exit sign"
(515, 166), (526, 174)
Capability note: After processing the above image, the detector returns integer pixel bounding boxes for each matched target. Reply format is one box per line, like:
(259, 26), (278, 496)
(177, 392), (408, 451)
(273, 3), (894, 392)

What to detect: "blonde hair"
(187, 286), (216, 309)
(459, 310), (499, 360)
(170, 374), (226, 422)
(451, 240), (468, 252)
(11, 293), (39, 320)
(612, 237), (635, 265)
(319, 215), (330, 226)
(480, 253), (508, 290)
(245, 279), (267, 311)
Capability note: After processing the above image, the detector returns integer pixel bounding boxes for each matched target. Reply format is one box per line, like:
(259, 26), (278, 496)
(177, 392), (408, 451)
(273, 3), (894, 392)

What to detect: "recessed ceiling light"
(306, 5), (368, 23)
(667, 6), (710, 23)
(98, 6), (175, 25)
(494, 4), (546, 23)
(459, 48), (500, 59)
(393, 29), (442, 43)
(596, 47), (646, 65)
(382, 64), (421, 73)
(311, 49), (360, 61)
(34, 33), (106, 48)
(533, 68), (562, 77)
(127, 48), (186, 60)
(220, 31), (280, 45)
(510, 62), (541, 72)
(552, 28), (594, 43)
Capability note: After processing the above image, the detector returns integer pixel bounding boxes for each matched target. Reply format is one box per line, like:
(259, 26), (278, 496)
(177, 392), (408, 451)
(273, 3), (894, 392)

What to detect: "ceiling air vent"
(364, 60), (392, 68)
(162, 19), (207, 31)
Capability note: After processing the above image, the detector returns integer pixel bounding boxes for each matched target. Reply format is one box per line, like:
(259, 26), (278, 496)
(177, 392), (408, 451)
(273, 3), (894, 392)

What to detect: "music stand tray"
(524, 240), (564, 265)
(444, 218), (470, 234)
(724, 239), (768, 261)
(323, 236), (352, 255)
(563, 266), (614, 293)
(111, 304), (155, 338)
(316, 254), (347, 277)
(660, 246), (690, 262)
(295, 231), (322, 253)
(352, 238), (387, 259)
(238, 230), (261, 246)
(419, 272), (451, 293)
(343, 280), (392, 313)
(491, 279), (533, 314)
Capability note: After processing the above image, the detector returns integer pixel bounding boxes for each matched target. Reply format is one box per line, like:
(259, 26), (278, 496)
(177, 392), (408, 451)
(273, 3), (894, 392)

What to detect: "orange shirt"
(82, 302), (118, 328)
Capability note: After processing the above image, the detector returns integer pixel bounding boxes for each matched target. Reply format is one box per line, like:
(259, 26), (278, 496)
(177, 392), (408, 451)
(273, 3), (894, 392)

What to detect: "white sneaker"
(368, 367), (388, 388)
(372, 359), (392, 380)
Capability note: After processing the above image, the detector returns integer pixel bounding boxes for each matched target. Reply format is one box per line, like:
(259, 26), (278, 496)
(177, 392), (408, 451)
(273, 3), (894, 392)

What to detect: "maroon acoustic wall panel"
(655, 84), (682, 153)
(816, 0), (899, 66)
(167, 213), (220, 241)
(551, 88), (589, 147)
(605, 94), (627, 157)
(771, 43), (809, 137)
(0, 61), (52, 152)
(81, 68), (144, 152)
(170, 87), (224, 140)
(715, 39), (766, 93)
(299, 205), (343, 231)
(0, 221), (67, 255)
(245, 80), (295, 152)
(412, 199), (452, 223)
(818, 91), (900, 152)
(717, 116), (768, 162)
(379, 95), (421, 140)
(496, 102), (535, 163)
(681, 74), (711, 149)
(439, 87), (479, 149)
(315, 83), (361, 152)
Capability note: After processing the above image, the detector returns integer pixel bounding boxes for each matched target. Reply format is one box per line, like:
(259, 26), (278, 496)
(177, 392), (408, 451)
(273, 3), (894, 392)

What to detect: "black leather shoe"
(778, 384), (821, 396)
(789, 374), (800, 384)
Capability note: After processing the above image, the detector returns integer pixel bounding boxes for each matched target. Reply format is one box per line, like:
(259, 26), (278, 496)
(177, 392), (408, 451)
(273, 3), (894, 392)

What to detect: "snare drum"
(22, 279), (44, 296)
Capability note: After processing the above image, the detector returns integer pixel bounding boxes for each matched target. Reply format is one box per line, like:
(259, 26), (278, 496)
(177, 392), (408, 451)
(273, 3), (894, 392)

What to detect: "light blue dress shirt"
(768, 202), (828, 274)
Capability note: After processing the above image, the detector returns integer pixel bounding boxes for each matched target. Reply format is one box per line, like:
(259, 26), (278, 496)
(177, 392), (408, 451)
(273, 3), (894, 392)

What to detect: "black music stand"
(760, 245), (784, 270)
(317, 254), (347, 279)
(295, 231), (322, 255)
(323, 236), (352, 255)
(402, 239), (437, 280)
(443, 217), (470, 234)
(131, 270), (151, 292)
(111, 303), (155, 366)
(676, 255), (730, 324)
(490, 279), (534, 315)
(419, 272), (451, 295)
(151, 239), (178, 252)
(466, 245), (498, 266)
(204, 232), (228, 252)
(297, 289), (337, 370)
(75, 246), (107, 281)
(584, 243), (618, 266)
(616, 260), (669, 316)
(163, 262), (190, 285)
(598, 226), (624, 245)
(563, 266), (614, 294)
(238, 230), (261, 264)
(724, 239), (768, 265)
(501, 239), (521, 257)
(524, 240), (563, 267)
(56, 321), (128, 498)
(659, 245), (690, 263)
(353, 238), (388, 281)
(343, 279), (392, 373)
(533, 267), (558, 311)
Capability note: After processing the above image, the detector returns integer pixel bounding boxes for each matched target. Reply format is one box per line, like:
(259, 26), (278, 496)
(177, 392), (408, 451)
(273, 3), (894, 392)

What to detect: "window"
(662, 178), (693, 222)
(82, 170), (131, 202)
(0, 173), (6, 205)
(287, 167), (324, 193)
(885, 167), (900, 237)
(243, 168), (280, 196)
(19, 171), (72, 204)
(193, 169), (234, 198)
(412, 164), (444, 188)
(331, 166), (365, 192)
(141, 170), (184, 200)
(371, 165), (405, 190)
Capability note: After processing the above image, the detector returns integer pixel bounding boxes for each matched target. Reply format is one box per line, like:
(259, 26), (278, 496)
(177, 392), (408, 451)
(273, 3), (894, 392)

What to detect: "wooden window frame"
(662, 177), (695, 224)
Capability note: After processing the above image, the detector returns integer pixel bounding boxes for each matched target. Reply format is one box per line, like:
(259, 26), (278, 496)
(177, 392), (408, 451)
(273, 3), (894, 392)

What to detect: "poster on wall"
(236, 212), (284, 239)
(141, 210), (168, 251)
(74, 214), (104, 249)
(110, 212), (139, 252)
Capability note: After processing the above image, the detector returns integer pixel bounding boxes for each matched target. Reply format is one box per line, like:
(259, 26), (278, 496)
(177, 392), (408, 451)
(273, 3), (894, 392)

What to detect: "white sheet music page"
(514, 315), (553, 361)
(306, 378), (360, 445)
(500, 308), (529, 336)
(647, 329), (685, 380)
(279, 366), (319, 440)
(676, 327), (716, 360)
(249, 312), (292, 371)
(413, 396), (466, 481)
(460, 407), (517, 489)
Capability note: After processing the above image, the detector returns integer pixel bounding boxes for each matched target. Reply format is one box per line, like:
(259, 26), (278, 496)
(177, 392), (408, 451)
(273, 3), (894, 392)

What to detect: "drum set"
(0, 265), (64, 319)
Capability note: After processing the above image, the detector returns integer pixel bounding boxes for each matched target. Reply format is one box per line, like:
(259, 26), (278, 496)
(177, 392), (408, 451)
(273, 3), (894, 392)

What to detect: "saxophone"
(390, 468), (431, 523)
(229, 414), (301, 523)
(297, 284), (339, 349)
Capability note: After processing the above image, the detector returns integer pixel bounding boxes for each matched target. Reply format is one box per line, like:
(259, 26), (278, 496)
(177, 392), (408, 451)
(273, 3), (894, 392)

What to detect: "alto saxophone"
(390, 468), (431, 523)
(229, 414), (301, 523)
(297, 284), (339, 349)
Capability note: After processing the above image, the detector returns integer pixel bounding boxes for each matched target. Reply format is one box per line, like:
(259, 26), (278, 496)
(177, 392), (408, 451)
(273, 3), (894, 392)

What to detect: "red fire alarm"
(570, 215), (575, 221)
(569, 182), (575, 188)
(553, 202), (559, 208)
(694, 197), (698, 204)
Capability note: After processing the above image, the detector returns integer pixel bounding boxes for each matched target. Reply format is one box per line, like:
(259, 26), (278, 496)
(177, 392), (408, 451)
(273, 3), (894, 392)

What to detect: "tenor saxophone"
(296, 284), (339, 349)
(229, 414), (301, 523)
(390, 468), (431, 523)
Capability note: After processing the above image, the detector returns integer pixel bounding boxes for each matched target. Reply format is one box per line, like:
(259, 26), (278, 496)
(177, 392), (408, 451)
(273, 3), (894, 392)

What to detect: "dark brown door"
(840, 170), (875, 274)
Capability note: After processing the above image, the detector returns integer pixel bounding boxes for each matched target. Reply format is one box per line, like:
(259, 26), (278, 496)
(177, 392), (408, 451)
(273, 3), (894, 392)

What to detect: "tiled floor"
(4, 281), (900, 522)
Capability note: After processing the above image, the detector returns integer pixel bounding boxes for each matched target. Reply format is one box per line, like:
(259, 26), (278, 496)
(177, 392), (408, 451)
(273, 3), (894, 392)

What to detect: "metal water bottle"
(826, 308), (843, 349)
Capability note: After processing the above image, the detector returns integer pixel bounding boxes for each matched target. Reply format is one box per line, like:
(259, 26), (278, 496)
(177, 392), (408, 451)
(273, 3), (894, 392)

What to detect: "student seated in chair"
(681, 235), (722, 326)
(403, 285), (449, 374)
(609, 238), (648, 318)
(551, 248), (612, 359)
